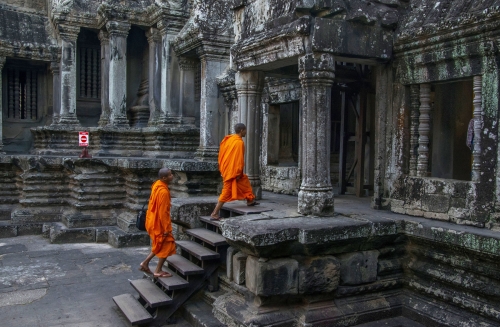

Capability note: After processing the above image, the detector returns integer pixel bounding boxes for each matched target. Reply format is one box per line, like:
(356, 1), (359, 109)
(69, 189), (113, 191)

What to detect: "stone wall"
(0, 155), (219, 228)
(214, 210), (500, 326)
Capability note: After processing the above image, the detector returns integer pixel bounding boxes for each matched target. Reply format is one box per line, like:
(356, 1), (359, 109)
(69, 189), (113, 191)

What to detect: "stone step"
(352, 316), (425, 327)
(153, 267), (190, 291)
(176, 240), (220, 260)
(167, 254), (204, 276)
(112, 293), (153, 326)
(49, 222), (97, 244)
(199, 216), (221, 231)
(0, 221), (45, 238)
(107, 226), (150, 248)
(221, 204), (272, 216)
(130, 279), (172, 308)
(62, 214), (115, 228)
(186, 228), (227, 247)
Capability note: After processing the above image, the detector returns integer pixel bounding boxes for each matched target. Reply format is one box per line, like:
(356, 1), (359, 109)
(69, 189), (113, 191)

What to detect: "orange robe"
(218, 134), (255, 203)
(145, 180), (176, 258)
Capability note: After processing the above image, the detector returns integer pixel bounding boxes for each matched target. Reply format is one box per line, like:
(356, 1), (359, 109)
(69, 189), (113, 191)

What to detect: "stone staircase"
(113, 213), (230, 326)
(113, 204), (272, 327)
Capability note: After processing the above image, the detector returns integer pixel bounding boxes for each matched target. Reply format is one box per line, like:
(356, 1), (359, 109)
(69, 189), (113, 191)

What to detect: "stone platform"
(194, 192), (500, 327)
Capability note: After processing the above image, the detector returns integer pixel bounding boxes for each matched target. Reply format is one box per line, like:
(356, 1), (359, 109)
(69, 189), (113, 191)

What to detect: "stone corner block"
(298, 256), (340, 294)
(233, 252), (248, 285)
(338, 250), (379, 285)
(245, 256), (298, 296)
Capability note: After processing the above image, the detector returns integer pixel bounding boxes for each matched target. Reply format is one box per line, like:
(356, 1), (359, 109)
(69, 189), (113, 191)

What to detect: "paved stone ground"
(0, 236), (192, 327)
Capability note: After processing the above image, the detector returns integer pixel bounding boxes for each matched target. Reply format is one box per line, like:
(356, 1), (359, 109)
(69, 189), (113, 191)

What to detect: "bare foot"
(138, 263), (152, 274)
(153, 271), (172, 278)
(210, 213), (221, 221)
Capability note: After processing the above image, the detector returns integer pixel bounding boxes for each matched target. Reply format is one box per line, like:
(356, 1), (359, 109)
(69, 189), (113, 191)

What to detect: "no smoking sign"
(79, 131), (89, 147)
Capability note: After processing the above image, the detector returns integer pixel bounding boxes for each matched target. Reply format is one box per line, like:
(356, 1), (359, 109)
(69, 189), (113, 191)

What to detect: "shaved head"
(158, 168), (171, 179)
(234, 123), (246, 134)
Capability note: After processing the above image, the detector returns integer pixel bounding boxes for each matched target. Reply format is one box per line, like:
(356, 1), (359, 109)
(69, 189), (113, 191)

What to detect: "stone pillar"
(417, 83), (431, 177)
(146, 27), (162, 126)
(155, 21), (180, 125)
(196, 53), (230, 160)
(58, 25), (80, 125)
(49, 61), (61, 125)
(98, 30), (110, 126)
(106, 21), (130, 127)
(0, 56), (5, 152)
(297, 53), (335, 216)
(178, 58), (197, 125)
(472, 75), (482, 182)
(409, 85), (420, 176)
(235, 71), (265, 198)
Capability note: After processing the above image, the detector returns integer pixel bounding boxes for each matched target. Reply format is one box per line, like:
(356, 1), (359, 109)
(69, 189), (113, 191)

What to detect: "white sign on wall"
(79, 131), (89, 147)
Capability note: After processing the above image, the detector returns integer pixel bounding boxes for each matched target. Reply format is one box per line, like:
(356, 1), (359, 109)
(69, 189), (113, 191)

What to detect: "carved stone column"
(49, 61), (61, 125)
(178, 58), (197, 125)
(196, 52), (230, 160)
(417, 84), (431, 177)
(146, 27), (161, 126)
(155, 21), (180, 125)
(217, 68), (238, 134)
(409, 84), (420, 176)
(472, 75), (482, 182)
(58, 25), (80, 125)
(297, 53), (335, 216)
(106, 21), (130, 127)
(98, 30), (110, 126)
(235, 71), (265, 199)
(0, 56), (5, 152)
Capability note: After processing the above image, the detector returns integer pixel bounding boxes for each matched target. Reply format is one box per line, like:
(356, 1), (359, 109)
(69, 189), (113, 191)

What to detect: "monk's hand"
(163, 231), (171, 236)
(236, 174), (242, 181)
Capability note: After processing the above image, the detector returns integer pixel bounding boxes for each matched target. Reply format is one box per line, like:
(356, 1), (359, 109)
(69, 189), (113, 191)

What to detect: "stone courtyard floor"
(0, 235), (192, 327)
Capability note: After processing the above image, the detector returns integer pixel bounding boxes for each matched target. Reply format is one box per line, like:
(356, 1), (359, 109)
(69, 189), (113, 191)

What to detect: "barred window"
(6, 67), (38, 120)
(79, 46), (100, 99)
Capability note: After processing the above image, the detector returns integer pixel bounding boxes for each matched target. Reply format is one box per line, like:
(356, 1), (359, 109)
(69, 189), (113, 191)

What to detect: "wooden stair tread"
(176, 240), (220, 260)
(199, 215), (221, 228)
(155, 267), (189, 290)
(167, 254), (204, 275)
(130, 279), (172, 308)
(222, 205), (272, 215)
(186, 228), (227, 247)
(112, 293), (153, 325)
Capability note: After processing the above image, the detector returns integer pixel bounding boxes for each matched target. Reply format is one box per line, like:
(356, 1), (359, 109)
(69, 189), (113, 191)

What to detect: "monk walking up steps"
(139, 168), (176, 278)
(211, 123), (258, 220)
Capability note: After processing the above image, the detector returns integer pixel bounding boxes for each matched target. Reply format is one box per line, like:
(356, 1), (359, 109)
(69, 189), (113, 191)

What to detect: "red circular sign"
(81, 136), (87, 142)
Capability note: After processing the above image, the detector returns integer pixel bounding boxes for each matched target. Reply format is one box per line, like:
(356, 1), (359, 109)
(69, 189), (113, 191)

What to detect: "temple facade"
(1, 0), (500, 326)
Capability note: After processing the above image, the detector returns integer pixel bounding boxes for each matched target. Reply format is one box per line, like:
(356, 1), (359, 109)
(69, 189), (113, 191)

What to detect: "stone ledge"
(221, 210), (500, 258)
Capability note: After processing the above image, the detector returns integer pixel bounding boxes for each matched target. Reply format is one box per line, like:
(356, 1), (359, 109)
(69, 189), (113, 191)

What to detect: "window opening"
(6, 67), (38, 120)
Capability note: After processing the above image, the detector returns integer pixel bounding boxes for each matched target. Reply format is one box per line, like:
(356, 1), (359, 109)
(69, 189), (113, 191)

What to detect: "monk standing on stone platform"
(139, 168), (176, 278)
(211, 123), (258, 220)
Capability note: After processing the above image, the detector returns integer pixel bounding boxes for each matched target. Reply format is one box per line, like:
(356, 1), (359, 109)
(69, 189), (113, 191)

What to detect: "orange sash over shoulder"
(145, 180), (176, 258)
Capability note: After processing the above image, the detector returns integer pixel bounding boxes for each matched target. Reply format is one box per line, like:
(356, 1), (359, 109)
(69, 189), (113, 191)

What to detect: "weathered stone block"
(298, 256), (340, 294)
(245, 256), (298, 296)
(226, 247), (238, 282)
(421, 194), (450, 213)
(424, 212), (449, 221)
(233, 252), (248, 285)
(95, 227), (109, 243)
(0, 224), (17, 238)
(108, 227), (149, 248)
(338, 250), (379, 285)
(406, 209), (424, 217)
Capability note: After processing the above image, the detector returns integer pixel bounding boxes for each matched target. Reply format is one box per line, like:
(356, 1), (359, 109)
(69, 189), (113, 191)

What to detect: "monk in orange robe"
(211, 123), (258, 220)
(139, 168), (176, 278)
